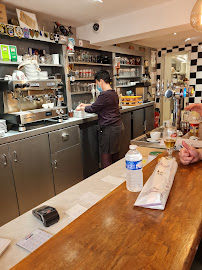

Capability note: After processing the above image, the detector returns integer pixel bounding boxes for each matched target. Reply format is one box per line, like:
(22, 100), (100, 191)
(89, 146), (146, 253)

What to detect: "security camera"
(93, 22), (102, 33)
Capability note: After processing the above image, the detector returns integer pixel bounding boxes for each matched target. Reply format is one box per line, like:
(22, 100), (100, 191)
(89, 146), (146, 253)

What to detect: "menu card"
(16, 229), (52, 252)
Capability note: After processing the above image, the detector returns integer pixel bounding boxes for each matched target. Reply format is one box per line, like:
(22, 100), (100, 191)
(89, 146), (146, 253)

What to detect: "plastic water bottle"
(125, 145), (143, 192)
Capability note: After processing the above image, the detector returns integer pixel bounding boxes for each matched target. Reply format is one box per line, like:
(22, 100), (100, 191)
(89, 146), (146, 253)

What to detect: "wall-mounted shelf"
(71, 91), (92, 95)
(117, 76), (140, 79)
(116, 84), (137, 88)
(74, 78), (94, 81)
(69, 62), (112, 67)
(171, 73), (186, 75)
(0, 61), (62, 67)
(120, 64), (141, 67)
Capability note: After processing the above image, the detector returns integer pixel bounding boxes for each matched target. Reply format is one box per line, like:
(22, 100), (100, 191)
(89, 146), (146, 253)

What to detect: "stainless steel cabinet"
(49, 125), (80, 154)
(132, 105), (155, 139)
(120, 112), (132, 159)
(80, 122), (99, 179)
(8, 134), (55, 214)
(145, 105), (154, 132)
(51, 144), (83, 194)
(0, 144), (19, 226)
(49, 125), (83, 195)
(132, 108), (144, 139)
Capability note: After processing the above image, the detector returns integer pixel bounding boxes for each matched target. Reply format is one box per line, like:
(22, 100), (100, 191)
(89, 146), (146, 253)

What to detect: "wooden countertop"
(12, 152), (202, 270)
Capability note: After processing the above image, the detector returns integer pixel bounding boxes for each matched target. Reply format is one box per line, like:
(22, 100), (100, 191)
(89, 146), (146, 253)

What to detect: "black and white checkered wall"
(157, 43), (202, 104)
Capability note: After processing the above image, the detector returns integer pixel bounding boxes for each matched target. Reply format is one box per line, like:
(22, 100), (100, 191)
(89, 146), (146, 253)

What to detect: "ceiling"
(133, 27), (202, 49)
(2, 0), (171, 27)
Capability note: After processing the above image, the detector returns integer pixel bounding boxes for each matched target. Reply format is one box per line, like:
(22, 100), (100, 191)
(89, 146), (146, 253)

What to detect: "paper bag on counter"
(134, 157), (178, 210)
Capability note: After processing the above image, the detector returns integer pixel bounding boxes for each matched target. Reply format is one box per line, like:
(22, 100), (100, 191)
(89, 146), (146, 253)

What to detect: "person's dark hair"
(95, 70), (110, 84)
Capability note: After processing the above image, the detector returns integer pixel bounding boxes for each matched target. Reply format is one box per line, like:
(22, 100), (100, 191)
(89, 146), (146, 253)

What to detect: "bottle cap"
(129, 145), (137, 150)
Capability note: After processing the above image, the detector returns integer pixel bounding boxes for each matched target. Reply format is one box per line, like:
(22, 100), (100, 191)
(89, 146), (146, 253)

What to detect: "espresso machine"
(0, 79), (68, 131)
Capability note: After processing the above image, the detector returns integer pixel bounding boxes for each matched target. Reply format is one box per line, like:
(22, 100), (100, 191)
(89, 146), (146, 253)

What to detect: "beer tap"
(161, 79), (164, 96)
(156, 79), (161, 97)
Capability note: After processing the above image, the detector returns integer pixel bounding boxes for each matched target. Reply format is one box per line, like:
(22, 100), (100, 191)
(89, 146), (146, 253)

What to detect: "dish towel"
(134, 157), (178, 210)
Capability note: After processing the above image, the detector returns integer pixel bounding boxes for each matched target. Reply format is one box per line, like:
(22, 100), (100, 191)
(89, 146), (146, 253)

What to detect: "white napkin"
(0, 238), (11, 256)
(134, 157), (178, 210)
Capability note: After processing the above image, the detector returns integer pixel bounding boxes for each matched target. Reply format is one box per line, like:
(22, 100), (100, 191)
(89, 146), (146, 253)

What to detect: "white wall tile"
(189, 78), (196, 85)
(196, 71), (202, 78)
(190, 66), (197, 72)
(195, 85), (202, 91)
(185, 47), (191, 51)
(157, 56), (161, 63)
(157, 69), (161, 75)
(197, 58), (202, 65)
(198, 45), (202, 52)
(194, 97), (202, 103)
(191, 52), (198, 59)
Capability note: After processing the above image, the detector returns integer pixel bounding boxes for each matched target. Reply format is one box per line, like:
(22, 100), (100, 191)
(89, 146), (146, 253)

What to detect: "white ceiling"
(133, 27), (202, 49)
(2, 0), (171, 27)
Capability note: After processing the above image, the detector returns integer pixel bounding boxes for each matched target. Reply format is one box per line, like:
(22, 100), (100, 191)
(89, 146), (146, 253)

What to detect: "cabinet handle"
(14, 151), (18, 162)
(54, 160), (58, 169)
(3, 154), (7, 166)
(62, 132), (69, 141)
(144, 120), (147, 132)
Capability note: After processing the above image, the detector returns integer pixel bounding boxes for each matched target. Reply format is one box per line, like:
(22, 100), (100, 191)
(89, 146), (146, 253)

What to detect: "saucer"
(147, 138), (161, 143)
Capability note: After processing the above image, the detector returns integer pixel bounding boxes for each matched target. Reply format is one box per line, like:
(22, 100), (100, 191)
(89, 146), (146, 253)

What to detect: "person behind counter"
(179, 103), (202, 165)
(76, 70), (124, 168)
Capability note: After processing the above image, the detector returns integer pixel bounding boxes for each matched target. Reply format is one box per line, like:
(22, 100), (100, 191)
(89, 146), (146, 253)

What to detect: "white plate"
(147, 138), (161, 143)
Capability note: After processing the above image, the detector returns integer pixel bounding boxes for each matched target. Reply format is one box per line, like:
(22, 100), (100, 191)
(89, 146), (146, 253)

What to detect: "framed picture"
(16, 9), (38, 30)
(0, 3), (8, 24)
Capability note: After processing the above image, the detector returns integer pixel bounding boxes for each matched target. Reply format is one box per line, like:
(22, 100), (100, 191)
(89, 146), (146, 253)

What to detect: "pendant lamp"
(190, 0), (202, 32)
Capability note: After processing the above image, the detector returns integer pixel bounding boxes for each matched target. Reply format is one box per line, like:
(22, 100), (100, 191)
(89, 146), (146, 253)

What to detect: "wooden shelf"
(120, 64), (141, 67)
(0, 61), (62, 67)
(69, 62), (111, 67)
(74, 78), (95, 81)
(117, 76), (140, 79)
(171, 73), (186, 75)
(116, 84), (137, 88)
(71, 91), (92, 95)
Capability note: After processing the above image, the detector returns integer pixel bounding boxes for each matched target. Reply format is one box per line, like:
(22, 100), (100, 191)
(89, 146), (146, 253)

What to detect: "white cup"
(42, 104), (49, 109)
(17, 55), (23, 63)
(48, 103), (54, 108)
(150, 131), (161, 141)
(52, 54), (60, 65)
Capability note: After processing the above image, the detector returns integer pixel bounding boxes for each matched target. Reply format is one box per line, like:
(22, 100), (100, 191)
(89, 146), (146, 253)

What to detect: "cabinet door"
(133, 109), (144, 139)
(119, 112), (132, 159)
(8, 134), (55, 214)
(80, 122), (99, 179)
(145, 106), (155, 132)
(52, 144), (83, 195)
(0, 144), (19, 226)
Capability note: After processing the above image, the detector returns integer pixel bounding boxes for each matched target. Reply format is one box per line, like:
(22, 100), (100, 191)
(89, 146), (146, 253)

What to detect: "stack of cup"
(39, 71), (48, 80)
(23, 64), (39, 80)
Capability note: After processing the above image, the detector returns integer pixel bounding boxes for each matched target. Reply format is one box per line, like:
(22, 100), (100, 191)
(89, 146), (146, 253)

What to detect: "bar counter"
(0, 146), (201, 270)
(0, 102), (155, 145)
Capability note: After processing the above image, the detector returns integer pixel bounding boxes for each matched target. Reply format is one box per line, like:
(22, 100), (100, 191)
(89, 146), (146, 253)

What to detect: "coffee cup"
(150, 131), (161, 141)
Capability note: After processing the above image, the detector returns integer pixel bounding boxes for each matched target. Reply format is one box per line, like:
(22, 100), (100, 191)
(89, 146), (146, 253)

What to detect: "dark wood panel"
(12, 152), (202, 270)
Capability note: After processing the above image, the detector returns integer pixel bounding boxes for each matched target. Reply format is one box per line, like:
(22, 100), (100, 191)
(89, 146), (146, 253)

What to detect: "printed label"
(126, 160), (142, 170)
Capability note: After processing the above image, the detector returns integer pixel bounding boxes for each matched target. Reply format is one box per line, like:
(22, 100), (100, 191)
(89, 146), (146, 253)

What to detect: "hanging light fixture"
(190, 0), (202, 32)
